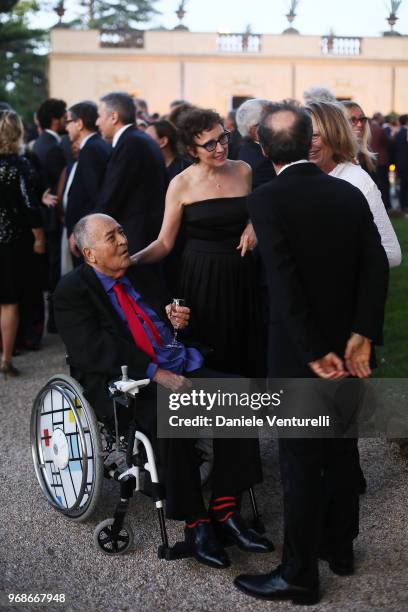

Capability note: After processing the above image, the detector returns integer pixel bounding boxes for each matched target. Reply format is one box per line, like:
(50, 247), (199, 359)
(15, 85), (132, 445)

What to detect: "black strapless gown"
(179, 197), (265, 377)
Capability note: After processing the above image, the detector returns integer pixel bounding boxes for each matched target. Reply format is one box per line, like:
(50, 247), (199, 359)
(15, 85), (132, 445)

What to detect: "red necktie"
(113, 281), (162, 362)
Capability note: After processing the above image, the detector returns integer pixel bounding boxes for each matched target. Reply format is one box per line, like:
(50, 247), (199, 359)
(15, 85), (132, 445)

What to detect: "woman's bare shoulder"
(228, 159), (251, 176)
(167, 164), (197, 205)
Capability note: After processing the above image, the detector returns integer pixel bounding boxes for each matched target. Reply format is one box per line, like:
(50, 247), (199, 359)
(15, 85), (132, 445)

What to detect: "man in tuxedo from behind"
(53, 213), (272, 570)
(64, 101), (111, 267)
(95, 92), (168, 252)
(234, 102), (389, 604)
(32, 98), (67, 332)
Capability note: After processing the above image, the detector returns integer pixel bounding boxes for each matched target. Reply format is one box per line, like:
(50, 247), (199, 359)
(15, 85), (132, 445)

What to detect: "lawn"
(376, 217), (408, 378)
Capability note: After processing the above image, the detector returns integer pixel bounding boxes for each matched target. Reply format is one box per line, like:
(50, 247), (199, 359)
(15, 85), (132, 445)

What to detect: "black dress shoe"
(234, 567), (320, 605)
(214, 513), (274, 553)
(184, 522), (230, 569)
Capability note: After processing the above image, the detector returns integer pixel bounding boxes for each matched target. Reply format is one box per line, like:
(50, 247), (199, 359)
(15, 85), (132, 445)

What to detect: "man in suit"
(236, 98), (276, 189)
(53, 213), (272, 569)
(95, 92), (167, 252)
(395, 114), (408, 212)
(64, 101), (111, 265)
(33, 98), (67, 332)
(234, 102), (389, 604)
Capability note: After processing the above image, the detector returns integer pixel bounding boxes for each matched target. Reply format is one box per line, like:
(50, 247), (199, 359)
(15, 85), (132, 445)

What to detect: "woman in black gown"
(0, 110), (45, 376)
(133, 108), (265, 376)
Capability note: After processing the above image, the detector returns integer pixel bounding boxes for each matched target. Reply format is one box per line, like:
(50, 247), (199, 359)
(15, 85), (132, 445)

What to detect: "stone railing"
(99, 30), (145, 48)
(320, 35), (362, 56)
(217, 33), (262, 53)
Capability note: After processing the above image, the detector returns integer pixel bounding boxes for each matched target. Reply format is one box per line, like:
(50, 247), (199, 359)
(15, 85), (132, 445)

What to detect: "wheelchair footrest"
(158, 541), (192, 560)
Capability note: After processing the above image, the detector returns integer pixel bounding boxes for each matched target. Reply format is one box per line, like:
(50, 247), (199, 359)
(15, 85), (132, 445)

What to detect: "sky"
(32, 0), (408, 38)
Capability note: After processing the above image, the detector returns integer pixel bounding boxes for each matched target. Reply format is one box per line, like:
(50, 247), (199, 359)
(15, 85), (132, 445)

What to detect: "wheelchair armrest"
(111, 378), (150, 397)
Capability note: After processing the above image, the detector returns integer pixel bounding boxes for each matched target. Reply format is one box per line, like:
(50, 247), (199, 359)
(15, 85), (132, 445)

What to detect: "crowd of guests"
(0, 87), (404, 603)
(0, 90), (405, 377)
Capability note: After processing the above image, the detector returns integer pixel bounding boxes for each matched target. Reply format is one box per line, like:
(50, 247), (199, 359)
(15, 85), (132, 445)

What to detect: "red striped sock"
(185, 517), (211, 529)
(210, 496), (237, 522)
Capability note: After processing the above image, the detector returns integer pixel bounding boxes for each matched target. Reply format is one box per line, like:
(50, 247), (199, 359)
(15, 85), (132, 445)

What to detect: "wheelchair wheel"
(93, 518), (134, 555)
(31, 374), (104, 522)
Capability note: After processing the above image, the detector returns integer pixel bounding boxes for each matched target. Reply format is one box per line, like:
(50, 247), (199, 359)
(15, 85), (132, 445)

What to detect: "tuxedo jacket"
(53, 264), (171, 418)
(96, 126), (168, 252)
(248, 162), (389, 377)
(32, 131), (67, 232)
(65, 134), (111, 236)
(238, 138), (276, 189)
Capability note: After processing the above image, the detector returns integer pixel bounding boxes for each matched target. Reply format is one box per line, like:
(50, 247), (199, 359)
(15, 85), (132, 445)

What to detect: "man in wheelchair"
(53, 213), (273, 568)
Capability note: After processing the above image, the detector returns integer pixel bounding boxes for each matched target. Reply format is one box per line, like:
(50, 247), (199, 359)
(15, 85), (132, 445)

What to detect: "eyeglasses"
(349, 116), (369, 126)
(65, 119), (76, 125)
(195, 131), (230, 152)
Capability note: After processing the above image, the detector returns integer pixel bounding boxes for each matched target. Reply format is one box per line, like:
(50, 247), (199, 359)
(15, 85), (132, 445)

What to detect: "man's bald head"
(267, 109), (297, 132)
(74, 213), (114, 252)
(258, 102), (312, 166)
(73, 214), (131, 278)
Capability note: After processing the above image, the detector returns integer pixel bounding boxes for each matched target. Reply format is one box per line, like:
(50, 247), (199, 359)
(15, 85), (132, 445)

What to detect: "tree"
(0, 0), (47, 123)
(76, 0), (159, 31)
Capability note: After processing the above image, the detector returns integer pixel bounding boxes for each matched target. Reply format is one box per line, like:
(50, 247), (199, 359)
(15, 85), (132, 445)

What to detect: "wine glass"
(165, 298), (186, 348)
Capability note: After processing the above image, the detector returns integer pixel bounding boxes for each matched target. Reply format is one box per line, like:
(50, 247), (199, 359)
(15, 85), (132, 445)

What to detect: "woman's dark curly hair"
(177, 107), (224, 162)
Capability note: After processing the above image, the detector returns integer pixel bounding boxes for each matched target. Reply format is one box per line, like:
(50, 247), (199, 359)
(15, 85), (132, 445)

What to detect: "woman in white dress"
(305, 99), (401, 268)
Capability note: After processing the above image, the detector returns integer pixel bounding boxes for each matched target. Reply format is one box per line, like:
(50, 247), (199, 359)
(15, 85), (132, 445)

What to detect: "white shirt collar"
(277, 159), (310, 175)
(112, 124), (133, 148)
(45, 129), (61, 143)
(79, 132), (97, 149)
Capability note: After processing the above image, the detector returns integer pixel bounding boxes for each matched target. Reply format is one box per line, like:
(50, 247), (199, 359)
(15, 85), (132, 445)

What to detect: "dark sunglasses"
(195, 131), (230, 152)
(349, 116), (369, 126)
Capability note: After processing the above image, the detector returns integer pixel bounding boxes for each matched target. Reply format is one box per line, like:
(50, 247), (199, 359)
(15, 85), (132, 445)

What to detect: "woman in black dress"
(132, 108), (265, 376)
(0, 110), (45, 376)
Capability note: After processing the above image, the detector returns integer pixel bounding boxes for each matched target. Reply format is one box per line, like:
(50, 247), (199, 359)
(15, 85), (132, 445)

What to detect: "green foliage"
(376, 217), (408, 378)
(75, 0), (159, 31)
(0, 0), (47, 123)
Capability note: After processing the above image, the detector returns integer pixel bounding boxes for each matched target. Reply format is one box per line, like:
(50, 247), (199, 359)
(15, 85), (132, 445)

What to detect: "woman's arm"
(131, 177), (185, 264)
(237, 161), (257, 256)
(365, 183), (402, 268)
(32, 227), (46, 254)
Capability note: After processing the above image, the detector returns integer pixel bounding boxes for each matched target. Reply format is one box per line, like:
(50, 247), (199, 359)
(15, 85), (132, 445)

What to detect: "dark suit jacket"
(238, 138), (276, 189)
(96, 126), (168, 252)
(65, 134), (111, 236)
(32, 131), (66, 232)
(248, 162), (389, 377)
(53, 263), (171, 419)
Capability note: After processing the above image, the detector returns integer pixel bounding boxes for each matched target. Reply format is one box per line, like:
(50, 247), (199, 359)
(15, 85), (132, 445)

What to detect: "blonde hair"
(0, 110), (24, 155)
(305, 100), (357, 164)
(342, 101), (377, 174)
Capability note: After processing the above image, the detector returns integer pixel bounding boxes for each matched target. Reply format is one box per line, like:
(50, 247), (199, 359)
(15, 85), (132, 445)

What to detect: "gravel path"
(1, 335), (407, 611)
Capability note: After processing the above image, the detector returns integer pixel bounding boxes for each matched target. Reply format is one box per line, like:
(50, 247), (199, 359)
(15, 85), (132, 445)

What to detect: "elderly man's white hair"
(236, 98), (270, 139)
(303, 86), (337, 104)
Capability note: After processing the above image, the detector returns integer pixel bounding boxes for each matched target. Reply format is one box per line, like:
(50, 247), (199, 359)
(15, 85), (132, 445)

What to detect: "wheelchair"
(31, 366), (264, 557)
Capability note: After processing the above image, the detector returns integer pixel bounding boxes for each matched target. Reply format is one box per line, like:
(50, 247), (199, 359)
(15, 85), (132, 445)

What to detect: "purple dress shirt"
(95, 270), (203, 378)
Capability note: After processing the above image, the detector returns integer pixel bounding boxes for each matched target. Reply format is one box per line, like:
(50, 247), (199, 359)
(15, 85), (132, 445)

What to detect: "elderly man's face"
(85, 216), (131, 278)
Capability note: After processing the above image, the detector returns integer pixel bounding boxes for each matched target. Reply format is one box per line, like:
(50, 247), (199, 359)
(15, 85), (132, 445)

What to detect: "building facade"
(49, 28), (408, 115)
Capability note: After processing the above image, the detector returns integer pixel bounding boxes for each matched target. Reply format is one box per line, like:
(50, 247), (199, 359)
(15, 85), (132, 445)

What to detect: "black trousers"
(118, 366), (263, 521)
(279, 437), (359, 587)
